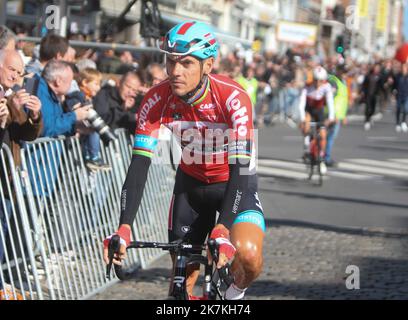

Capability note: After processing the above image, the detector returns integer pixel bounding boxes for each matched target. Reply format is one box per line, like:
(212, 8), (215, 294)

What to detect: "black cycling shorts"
(168, 168), (265, 246)
(305, 105), (325, 125)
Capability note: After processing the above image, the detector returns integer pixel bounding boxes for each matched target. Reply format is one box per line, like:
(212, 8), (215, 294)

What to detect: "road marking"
(258, 159), (306, 171)
(257, 158), (408, 182)
(328, 170), (380, 180)
(347, 159), (408, 171)
(390, 159), (408, 165)
(336, 162), (408, 178)
(257, 166), (309, 180)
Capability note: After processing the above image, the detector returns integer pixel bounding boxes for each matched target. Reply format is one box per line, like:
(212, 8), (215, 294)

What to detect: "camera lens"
(85, 107), (117, 143)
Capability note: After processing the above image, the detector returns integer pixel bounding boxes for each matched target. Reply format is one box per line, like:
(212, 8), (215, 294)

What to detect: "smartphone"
(23, 77), (38, 95)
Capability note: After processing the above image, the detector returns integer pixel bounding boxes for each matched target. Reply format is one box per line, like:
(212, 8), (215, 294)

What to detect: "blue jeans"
(396, 99), (408, 125)
(81, 131), (101, 161)
(279, 87), (299, 118)
(326, 122), (341, 163)
(0, 198), (12, 289)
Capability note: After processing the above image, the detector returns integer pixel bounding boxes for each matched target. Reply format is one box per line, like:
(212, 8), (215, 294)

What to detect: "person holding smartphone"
(0, 97), (10, 146)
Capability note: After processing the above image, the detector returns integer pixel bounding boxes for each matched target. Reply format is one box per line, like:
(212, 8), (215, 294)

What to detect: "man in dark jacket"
(93, 71), (145, 135)
(361, 64), (382, 131)
(394, 63), (408, 132)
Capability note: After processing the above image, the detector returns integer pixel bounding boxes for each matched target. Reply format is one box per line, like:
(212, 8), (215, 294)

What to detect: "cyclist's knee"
(235, 244), (263, 277)
(233, 232), (264, 276)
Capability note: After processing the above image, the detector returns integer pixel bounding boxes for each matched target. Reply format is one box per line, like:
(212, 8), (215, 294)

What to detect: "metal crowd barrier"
(0, 129), (175, 300)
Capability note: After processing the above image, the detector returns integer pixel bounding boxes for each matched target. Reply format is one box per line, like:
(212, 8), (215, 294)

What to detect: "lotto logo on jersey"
(226, 90), (249, 137)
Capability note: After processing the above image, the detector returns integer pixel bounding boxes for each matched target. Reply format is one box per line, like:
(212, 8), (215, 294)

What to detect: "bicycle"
(304, 122), (325, 186)
(106, 235), (234, 300)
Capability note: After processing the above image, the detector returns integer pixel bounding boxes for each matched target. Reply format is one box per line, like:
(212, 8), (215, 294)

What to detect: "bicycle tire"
(317, 159), (323, 186)
(316, 134), (323, 187)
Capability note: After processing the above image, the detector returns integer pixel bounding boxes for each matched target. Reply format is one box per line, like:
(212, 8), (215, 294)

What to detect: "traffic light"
(335, 35), (345, 54)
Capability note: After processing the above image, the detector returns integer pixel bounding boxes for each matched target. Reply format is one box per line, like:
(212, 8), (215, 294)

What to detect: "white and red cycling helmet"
(313, 66), (328, 81)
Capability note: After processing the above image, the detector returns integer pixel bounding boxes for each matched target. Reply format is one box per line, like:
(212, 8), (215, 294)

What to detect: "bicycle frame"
(306, 122), (324, 185)
(106, 236), (233, 300)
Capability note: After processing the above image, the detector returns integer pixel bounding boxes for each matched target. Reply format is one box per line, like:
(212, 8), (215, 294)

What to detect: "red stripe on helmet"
(177, 22), (196, 35)
(208, 39), (217, 45)
(204, 33), (211, 38)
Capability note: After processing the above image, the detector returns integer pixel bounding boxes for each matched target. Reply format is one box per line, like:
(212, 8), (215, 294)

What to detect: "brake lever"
(106, 234), (121, 280)
(218, 264), (234, 287)
(207, 238), (218, 266)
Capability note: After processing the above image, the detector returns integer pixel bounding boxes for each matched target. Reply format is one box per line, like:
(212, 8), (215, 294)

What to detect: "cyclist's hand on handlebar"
(208, 225), (236, 269)
(103, 224), (131, 265)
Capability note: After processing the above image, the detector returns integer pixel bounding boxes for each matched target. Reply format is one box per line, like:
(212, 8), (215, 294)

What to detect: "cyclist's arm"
(117, 89), (163, 228)
(216, 88), (253, 231)
(119, 154), (152, 226)
(298, 89), (307, 122)
(217, 159), (250, 230)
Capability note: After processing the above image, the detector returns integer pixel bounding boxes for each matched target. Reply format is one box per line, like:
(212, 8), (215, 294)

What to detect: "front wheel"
(317, 159), (324, 186)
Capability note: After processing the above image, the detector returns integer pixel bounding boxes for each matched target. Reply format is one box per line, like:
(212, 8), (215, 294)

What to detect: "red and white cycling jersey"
(133, 74), (255, 184)
(298, 82), (335, 121)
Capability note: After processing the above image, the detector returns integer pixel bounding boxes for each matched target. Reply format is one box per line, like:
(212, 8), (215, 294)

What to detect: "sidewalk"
(92, 221), (408, 300)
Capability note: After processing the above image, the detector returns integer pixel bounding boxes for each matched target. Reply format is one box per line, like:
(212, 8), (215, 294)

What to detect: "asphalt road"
(257, 109), (408, 231)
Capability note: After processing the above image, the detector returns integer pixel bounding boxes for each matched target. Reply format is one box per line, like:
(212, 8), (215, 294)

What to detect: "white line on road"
(390, 159), (408, 165)
(328, 170), (380, 180)
(347, 159), (408, 171)
(258, 159), (306, 171)
(337, 161), (408, 178)
(257, 166), (309, 180)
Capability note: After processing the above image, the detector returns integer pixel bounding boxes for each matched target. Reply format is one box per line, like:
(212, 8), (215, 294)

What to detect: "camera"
(81, 101), (117, 143)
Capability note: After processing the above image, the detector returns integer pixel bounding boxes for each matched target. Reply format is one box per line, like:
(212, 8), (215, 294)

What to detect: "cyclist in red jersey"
(103, 21), (265, 300)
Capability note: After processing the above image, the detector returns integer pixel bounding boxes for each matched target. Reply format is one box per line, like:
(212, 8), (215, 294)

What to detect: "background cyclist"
(298, 66), (335, 174)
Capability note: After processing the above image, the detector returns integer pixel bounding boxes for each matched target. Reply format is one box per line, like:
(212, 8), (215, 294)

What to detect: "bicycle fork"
(172, 254), (188, 299)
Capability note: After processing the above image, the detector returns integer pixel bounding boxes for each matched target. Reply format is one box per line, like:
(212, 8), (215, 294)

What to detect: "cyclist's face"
(166, 55), (213, 96)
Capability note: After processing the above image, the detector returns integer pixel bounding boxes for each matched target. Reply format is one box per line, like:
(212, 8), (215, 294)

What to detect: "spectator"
(25, 34), (71, 75)
(66, 68), (111, 170)
(361, 64), (382, 131)
(76, 58), (97, 72)
(0, 49), (42, 300)
(326, 67), (349, 167)
(394, 63), (408, 133)
(116, 50), (138, 75)
(0, 98), (9, 146)
(237, 65), (258, 109)
(0, 50), (43, 165)
(36, 60), (90, 138)
(146, 62), (167, 86)
(93, 70), (145, 134)
(97, 49), (122, 74)
(0, 25), (16, 50)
